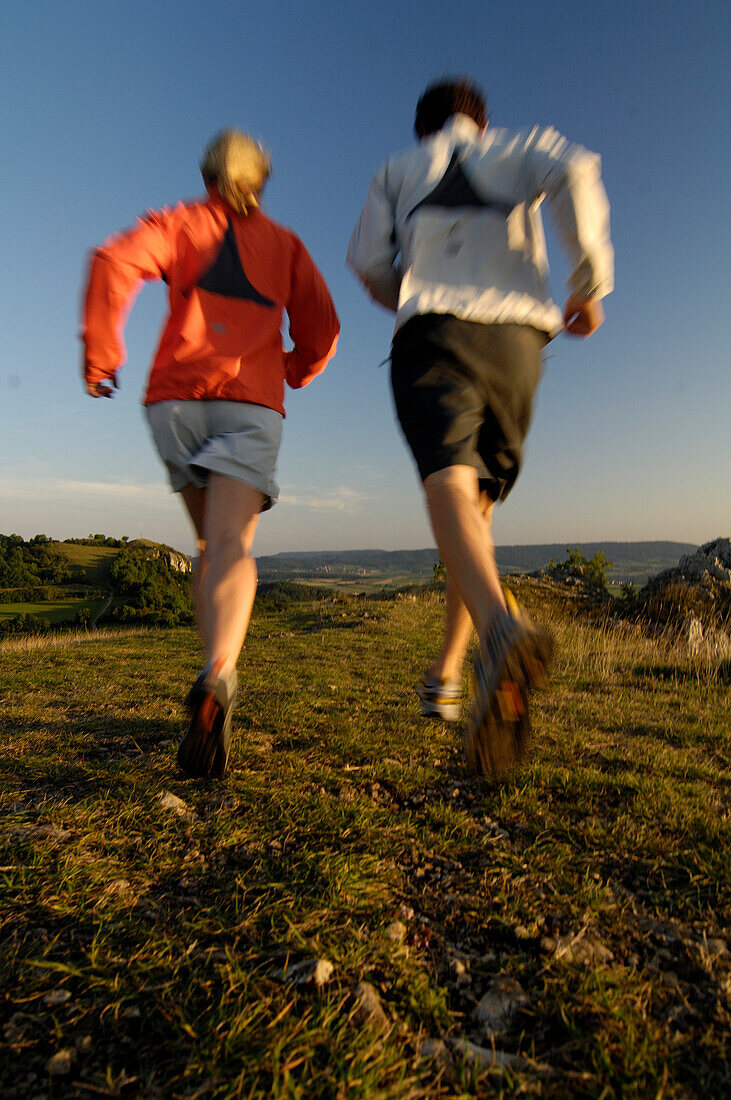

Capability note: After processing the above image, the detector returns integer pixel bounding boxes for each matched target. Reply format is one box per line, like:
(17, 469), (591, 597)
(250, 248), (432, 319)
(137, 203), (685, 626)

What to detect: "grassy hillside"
(0, 581), (728, 1097)
(58, 544), (120, 586)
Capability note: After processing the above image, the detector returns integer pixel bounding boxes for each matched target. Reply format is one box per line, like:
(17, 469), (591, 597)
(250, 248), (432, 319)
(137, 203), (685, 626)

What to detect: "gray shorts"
(145, 400), (283, 510)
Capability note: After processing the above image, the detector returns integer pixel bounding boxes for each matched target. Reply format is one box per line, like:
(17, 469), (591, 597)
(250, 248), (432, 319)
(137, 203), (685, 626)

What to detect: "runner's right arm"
(346, 165), (402, 312)
(82, 209), (174, 392)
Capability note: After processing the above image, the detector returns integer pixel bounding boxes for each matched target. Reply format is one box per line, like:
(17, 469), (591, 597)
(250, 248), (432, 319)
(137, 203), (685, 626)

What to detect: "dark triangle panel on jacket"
(196, 220), (276, 307)
(407, 150), (515, 220)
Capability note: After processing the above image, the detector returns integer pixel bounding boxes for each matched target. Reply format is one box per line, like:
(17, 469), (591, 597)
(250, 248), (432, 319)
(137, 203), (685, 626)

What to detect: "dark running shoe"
(466, 596), (553, 778)
(178, 666), (237, 779)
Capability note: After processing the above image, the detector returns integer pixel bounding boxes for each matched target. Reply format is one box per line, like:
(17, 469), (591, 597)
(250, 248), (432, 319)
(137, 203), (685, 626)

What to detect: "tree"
(109, 547), (193, 626)
(548, 546), (612, 590)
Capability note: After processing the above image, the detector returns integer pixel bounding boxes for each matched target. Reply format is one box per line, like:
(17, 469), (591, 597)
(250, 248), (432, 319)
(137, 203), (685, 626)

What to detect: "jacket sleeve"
(346, 163), (402, 312)
(523, 128), (614, 301)
(82, 209), (175, 386)
(284, 238), (340, 389)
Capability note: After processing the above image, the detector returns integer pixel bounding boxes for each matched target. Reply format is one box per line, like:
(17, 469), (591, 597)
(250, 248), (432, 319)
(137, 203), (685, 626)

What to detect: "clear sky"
(1, 0), (728, 557)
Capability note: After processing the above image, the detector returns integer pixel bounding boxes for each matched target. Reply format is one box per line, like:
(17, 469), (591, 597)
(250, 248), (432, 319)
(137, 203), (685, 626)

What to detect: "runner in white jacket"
(348, 78), (613, 778)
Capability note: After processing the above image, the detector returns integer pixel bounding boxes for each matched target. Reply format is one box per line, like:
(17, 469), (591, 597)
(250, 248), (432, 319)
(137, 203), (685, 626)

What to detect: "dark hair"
(414, 78), (487, 139)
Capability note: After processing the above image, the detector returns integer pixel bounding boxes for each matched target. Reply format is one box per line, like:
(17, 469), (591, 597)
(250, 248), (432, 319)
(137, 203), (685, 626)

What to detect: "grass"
(285, 573), (432, 594)
(56, 545), (119, 587)
(0, 600), (104, 623)
(0, 581), (729, 1098)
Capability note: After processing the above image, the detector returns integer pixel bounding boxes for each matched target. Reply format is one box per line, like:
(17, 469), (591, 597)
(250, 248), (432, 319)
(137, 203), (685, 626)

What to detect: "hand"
(563, 294), (604, 337)
(86, 372), (118, 398)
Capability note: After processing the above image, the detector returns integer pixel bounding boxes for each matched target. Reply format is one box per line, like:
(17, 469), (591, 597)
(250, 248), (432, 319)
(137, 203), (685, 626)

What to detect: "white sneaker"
(417, 675), (462, 721)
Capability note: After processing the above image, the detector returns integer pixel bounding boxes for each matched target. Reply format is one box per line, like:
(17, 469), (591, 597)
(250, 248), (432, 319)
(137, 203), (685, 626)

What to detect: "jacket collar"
(440, 114), (484, 140)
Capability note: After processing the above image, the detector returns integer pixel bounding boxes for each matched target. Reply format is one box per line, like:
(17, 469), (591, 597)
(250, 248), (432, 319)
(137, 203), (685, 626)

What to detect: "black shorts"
(390, 314), (549, 501)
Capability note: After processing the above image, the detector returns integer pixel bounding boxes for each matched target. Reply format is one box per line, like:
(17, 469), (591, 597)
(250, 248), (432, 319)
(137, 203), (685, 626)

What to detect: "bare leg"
(423, 466), (505, 641)
(428, 492), (495, 682)
(176, 475), (262, 779)
(180, 476), (262, 678)
(180, 484), (210, 653)
(200, 474), (263, 681)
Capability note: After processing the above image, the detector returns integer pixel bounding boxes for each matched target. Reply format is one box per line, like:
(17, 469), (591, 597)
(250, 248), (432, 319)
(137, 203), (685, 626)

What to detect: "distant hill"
(0, 535), (193, 635)
(257, 542), (698, 586)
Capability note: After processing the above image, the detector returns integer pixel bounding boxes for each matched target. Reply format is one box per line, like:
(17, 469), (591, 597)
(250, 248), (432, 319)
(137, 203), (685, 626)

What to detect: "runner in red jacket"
(82, 129), (339, 779)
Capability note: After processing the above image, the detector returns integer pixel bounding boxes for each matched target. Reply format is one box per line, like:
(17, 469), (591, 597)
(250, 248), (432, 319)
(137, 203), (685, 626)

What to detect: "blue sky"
(1, 0), (728, 556)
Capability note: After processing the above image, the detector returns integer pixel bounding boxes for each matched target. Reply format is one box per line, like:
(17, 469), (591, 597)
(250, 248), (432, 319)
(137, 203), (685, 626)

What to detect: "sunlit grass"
(1, 584), (728, 1097)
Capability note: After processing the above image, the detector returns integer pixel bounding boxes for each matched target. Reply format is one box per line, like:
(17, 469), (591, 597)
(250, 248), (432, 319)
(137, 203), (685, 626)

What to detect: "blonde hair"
(200, 129), (271, 215)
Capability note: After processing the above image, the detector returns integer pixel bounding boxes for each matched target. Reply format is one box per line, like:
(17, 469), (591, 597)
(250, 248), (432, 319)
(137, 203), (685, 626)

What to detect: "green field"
(290, 573), (431, 594)
(56, 544), (119, 586)
(0, 580), (728, 1098)
(0, 599), (104, 623)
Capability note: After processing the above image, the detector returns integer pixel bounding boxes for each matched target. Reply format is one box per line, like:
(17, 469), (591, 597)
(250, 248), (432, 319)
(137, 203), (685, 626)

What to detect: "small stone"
(705, 938), (728, 958)
(418, 1037), (450, 1064)
(554, 930), (613, 966)
(687, 618), (704, 654)
(452, 1037), (516, 1069)
(475, 977), (529, 1034)
(385, 920), (407, 944)
(47, 1049), (75, 1076)
(75, 1035), (93, 1055)
(159, 791), (194, 820)
(4, 1014), (26, 1043)
(351, 981), (389, 1030)
(43, 989), (72, 1007)
(447, 949), (472, 983)
(278, 956), (333, 988)
(312, 958), (334, 988)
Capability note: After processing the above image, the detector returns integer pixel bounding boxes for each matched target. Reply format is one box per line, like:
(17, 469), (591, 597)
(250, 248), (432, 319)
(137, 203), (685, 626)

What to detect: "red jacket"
(83, 194), (339, 414)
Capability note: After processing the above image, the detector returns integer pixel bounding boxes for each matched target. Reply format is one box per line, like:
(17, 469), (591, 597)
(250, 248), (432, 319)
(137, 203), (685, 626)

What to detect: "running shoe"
(417, 675), (462, 721)
(466, 598), (553, 778)
(178, 665), (237, 779)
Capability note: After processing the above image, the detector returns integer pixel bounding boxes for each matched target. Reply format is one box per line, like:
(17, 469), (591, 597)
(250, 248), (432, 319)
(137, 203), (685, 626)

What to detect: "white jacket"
(347, 114), (613, 336)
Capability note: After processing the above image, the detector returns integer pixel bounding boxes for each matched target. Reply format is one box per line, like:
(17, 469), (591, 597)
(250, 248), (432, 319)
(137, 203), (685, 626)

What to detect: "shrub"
(548, 546), (612, 590)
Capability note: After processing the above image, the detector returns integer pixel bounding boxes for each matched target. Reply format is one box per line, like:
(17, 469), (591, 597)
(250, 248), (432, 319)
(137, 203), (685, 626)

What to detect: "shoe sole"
(466, 626), (553, 778)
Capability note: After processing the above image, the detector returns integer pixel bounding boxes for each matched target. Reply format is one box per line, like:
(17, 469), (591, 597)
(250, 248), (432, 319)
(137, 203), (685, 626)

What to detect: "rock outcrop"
(648, 538), (731, 587)
(127, 540), (192, 574)
(640, 538), (731, 651)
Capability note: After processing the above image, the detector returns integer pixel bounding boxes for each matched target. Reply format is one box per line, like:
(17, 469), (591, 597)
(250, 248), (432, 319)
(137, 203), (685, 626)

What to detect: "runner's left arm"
(284, 237), (340, 389)
(523, 128), (614, 307)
